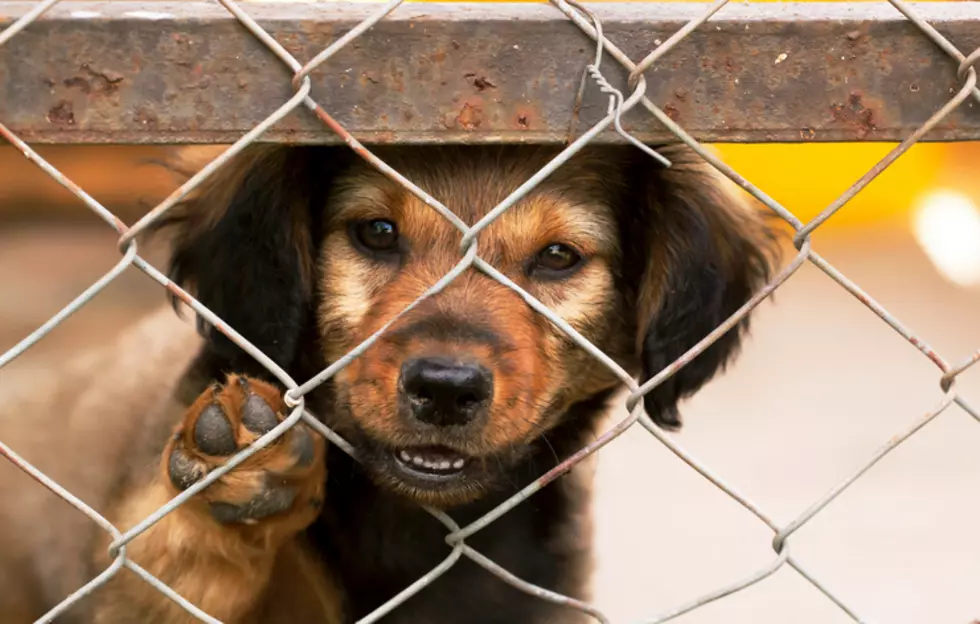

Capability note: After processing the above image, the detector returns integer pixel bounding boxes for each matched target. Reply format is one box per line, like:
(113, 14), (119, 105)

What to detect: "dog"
(0, 142), (780, 623)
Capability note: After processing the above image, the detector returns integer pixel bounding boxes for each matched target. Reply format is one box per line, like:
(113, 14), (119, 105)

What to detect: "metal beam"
(1, 2), (980, 145)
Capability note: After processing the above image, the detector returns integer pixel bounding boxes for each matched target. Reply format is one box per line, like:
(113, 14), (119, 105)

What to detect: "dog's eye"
(533, 243), (582, 275)
(353, 219), (399, 252)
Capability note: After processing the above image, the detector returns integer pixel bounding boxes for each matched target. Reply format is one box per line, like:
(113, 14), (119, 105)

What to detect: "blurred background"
(2, 0), (980, 623)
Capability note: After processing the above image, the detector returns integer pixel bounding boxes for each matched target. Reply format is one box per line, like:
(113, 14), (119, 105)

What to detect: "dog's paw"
(164, 374), (326, 537)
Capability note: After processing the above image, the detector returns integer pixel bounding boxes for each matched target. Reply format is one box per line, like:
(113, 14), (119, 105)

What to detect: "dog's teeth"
(396, 449), (467, 472)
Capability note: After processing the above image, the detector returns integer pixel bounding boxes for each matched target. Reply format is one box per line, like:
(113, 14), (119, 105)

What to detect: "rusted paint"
(829, 92), (877, 139)
(513, 108), (532, 130)
(133, 106), (158, 128)
(455, 101), (483, 130)
(465, 72), (496, 92)
(78, 64), (124, 94)
(45, 100), (74, 126)
(360, 71), (380, 86)
(2, 2), (980, 144)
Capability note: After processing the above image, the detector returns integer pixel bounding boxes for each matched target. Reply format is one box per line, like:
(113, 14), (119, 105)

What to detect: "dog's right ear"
(146, 145), (350, 377)
(622, 146), (782, 430)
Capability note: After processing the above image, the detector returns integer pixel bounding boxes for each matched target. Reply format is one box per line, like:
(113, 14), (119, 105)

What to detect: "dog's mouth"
(390, 445), (469, 483)
(347, 429), (511, 504)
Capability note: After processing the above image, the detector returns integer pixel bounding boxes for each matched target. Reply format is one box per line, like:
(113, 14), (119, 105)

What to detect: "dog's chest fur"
(307, 396), (608, 624)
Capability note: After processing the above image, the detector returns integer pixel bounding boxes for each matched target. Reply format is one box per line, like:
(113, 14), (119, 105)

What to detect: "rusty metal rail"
(2, 1), (980, 623)
(3, 2), (980, 144)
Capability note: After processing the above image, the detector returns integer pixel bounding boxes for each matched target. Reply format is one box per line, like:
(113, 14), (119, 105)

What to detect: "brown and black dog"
(0, 143), (780, 623)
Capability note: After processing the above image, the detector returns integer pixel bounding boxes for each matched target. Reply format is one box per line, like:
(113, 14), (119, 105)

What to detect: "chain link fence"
(1, 1), (979, 622)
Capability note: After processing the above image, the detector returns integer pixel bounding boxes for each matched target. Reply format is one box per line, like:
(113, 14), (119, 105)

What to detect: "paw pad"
(193, 404), (237, 456)
(241, 394), (279, 435)
(164, 375), (326, 528)
(168, 446), (205, 491)
(209, 480), (297, 524)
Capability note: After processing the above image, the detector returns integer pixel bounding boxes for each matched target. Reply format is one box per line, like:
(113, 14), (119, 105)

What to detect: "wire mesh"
(1, 1), (978, 623)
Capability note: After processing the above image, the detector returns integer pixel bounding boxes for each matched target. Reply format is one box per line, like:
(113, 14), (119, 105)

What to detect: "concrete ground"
(0, 221), (977, 623)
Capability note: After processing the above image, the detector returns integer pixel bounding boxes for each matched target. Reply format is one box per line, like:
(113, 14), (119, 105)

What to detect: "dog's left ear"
(147, 145), (347, 377)
(620, 146), (781, 430)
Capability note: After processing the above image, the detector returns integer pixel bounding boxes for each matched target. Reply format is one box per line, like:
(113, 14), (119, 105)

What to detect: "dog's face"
(315, 152), (632, 503)
(158, 144), (779, 507)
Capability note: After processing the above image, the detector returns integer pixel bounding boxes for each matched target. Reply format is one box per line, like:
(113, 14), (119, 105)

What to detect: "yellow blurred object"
(713, 143), (947, 229)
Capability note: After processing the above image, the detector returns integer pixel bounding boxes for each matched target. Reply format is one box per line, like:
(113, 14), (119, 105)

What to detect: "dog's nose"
(400, 357), (493, 427)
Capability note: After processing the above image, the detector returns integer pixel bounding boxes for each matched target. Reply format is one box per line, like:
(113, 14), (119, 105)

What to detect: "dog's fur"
(0, 143), (780, 623)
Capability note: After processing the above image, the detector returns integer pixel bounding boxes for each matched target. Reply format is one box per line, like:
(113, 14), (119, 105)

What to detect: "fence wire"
(1, 1), (979, 623)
